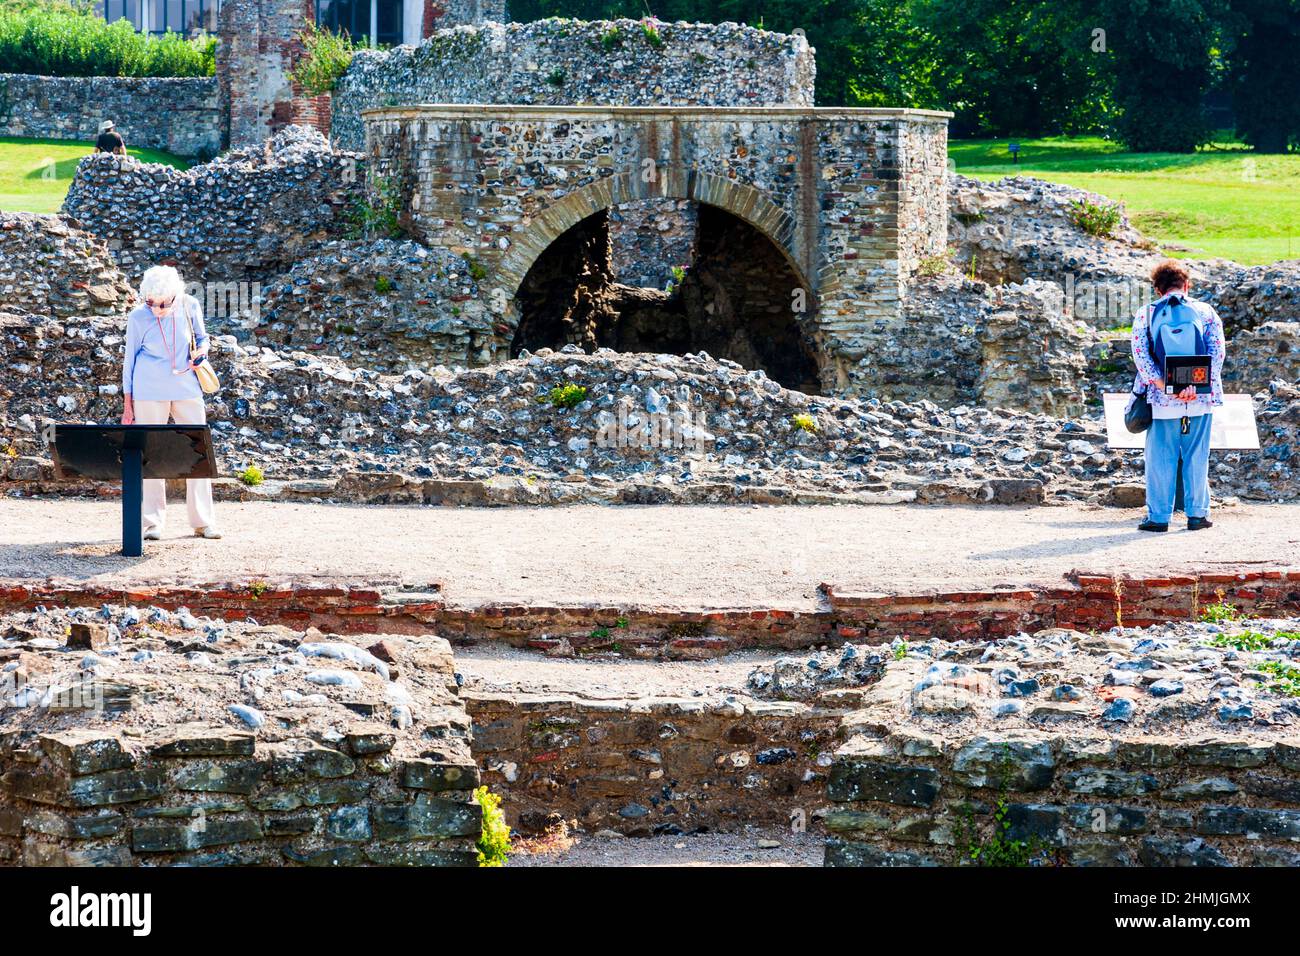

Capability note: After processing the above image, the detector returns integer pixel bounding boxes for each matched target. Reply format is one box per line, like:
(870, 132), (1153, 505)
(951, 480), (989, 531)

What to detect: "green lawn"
(0, 136), (189, 214)
(949, 136), (1300, 265)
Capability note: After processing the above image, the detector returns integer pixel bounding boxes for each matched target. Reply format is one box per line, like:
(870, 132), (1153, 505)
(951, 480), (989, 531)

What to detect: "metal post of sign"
(122, 446), (144, 557)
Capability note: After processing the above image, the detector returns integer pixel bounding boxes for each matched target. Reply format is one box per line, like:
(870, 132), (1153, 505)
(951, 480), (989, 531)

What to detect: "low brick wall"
(0, 74), (220, 158)
(0, 725), (481, 866)
(0, 569), (1296, 657)
(825, 732), (1300, 867)
(466, 692), (841, 835)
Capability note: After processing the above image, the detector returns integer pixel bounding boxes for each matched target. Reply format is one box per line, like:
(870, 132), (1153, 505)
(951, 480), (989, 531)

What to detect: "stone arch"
(492, 171), (814, 319)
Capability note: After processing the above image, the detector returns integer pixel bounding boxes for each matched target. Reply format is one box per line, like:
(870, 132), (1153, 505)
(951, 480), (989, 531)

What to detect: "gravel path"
(1, 498), (1297, 608)
(508, 827), (822, 867)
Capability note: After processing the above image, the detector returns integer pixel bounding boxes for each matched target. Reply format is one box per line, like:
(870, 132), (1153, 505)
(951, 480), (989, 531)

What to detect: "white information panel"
(1102, 393), (1261, 450)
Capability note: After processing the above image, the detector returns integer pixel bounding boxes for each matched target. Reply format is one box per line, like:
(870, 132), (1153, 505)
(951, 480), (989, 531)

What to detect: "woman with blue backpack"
(1128, 260), (1226, 532)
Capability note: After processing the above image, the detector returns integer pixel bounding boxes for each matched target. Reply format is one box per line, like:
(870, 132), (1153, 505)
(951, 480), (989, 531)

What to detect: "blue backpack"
(1146, 293), (1208, 368)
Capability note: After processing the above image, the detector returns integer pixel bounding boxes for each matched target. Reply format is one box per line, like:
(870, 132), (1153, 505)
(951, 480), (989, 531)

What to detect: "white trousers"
(132, 398), (218, 533)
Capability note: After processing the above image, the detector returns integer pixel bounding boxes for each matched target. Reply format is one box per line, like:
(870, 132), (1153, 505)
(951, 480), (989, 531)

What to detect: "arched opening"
(510, 201), (822, 394)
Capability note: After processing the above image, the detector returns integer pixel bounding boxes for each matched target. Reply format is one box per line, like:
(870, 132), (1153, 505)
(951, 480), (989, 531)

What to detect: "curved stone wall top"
(331, 19), (817, 151)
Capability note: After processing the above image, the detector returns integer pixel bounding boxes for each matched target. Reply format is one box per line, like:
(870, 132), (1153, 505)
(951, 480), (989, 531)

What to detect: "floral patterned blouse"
(1129, 295), (1225, 419)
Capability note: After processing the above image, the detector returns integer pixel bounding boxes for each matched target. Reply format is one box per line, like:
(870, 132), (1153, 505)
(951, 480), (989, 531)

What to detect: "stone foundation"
(0, 607), (482, 866)
(466, 690), (841, 835)
(826, 732), (1300, 867)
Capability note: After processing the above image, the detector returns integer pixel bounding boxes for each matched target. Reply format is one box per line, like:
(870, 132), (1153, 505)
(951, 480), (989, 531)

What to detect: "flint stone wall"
(0, 74), (220, 158)
(825, 732), (1300, 867)
(0, 727), (481, 866)
(331, 20), (816, 152)
(61, 127), (363, 286)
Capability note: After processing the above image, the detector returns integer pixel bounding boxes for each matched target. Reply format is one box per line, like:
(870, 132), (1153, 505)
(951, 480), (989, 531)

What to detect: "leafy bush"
(474, 786), (511, 867)
(1067, 199), (1122, 238)
(288, 20), (355, 95)
(0, 6), (214, 77)
(237, 464), (264, 486)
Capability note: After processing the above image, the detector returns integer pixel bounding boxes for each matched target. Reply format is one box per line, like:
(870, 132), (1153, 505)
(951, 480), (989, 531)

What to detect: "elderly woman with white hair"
(121, 265), (222, 540)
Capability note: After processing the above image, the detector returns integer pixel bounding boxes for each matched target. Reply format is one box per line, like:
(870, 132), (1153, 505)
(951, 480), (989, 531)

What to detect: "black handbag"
(1124, 387), (1152, 433)
(1123, 305), (1157, 434)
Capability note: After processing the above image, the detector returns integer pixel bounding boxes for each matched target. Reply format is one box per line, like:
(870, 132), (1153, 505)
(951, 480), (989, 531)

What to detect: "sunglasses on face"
(146, 298), (175, 310)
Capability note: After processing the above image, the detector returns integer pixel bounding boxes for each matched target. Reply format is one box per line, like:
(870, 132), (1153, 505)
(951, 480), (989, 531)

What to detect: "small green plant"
(289, 21), (356, 95)
(249, 580), (269, 599)
(539, 382), (589, 409)
(374, 275), (394, 295)
(640, 16), (664, 47)
(4, 443), (16, 457)
(545, 66), (567, 86)
(664, 264), (687, 294)
(790, 413), (819, 434)
(954, 746), (1047, 867)
(1200, 589), (1242, 624)
(346, 175), (405, 240)
(1208, 630), (1277, 652)
(1068, 198), (1123, 238)
(474, 785), (511, 867)
(461, 254), (488, 282)
(1254, 660), (1300, 698)
(893, 641), (909, 661)
(916, 253), (951, 278)
(966, 252), (978, 281)
(600, 26), (623, 50)
(615, 616), (629, 629)
(238, 464), (264, 486)
(591, 626), (611, 640)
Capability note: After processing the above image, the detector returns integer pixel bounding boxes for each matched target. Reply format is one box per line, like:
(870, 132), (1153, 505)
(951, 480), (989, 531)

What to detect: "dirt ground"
(508, 827), (823, 867)
(1, 498), (1297, 607)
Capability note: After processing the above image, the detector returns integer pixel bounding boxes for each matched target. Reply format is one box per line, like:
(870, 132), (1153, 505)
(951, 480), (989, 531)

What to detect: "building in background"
(95, 0), (459, 46)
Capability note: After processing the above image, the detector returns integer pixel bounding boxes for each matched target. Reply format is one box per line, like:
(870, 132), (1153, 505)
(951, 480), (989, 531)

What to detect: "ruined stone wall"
(0, 604), (482, 867)
(362, 105), (950, 391)
(61, 127), (363, 286)
(0, 727), (480, 866)
(331, 20), (816, 152)
(467, 692), (840, 835)
(0, 74), (220, 158)
(826, 732), (1300, 867)
(333, 19), (815, 291)
(0, 213), (134, 319)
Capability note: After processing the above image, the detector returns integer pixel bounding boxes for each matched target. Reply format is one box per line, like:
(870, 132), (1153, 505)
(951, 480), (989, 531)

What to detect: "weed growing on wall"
(289, 21), (356, 95)
(1067, 198), (1122, 238)
(475, 786), (512, 867)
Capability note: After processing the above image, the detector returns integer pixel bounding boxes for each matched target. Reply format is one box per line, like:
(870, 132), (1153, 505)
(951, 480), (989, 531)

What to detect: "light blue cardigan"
(122, 294), (208, 402)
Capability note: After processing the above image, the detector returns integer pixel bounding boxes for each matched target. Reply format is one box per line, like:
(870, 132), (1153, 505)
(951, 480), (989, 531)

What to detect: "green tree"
(1095, 0), (1224, 152)
(915, 0), (1110, 136)
(1223, 0), (1300, 152)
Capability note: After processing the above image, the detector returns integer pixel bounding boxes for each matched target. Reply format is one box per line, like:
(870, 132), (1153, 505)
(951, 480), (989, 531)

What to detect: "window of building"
(99, 0), (217, 35)
(315, 0), (403, 47)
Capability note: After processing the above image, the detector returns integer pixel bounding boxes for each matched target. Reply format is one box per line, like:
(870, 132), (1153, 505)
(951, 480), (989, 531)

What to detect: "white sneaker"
(194, 526), (223, 539)
(143, 529), (162, 541)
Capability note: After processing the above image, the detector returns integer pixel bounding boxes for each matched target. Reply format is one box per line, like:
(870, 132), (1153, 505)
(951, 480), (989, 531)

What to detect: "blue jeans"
(1144, 414), (1212, 523)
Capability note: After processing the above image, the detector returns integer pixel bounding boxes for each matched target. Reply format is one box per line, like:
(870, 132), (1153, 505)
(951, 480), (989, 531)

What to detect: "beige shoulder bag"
(182, 296), (221, 394)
